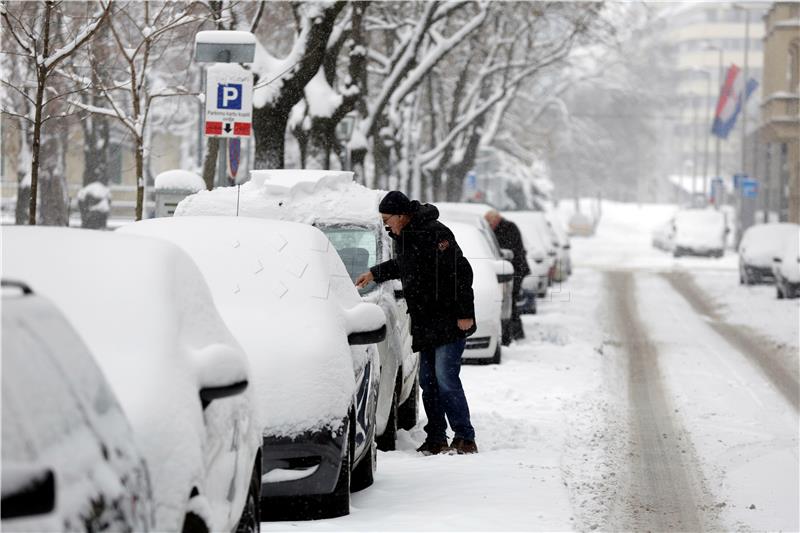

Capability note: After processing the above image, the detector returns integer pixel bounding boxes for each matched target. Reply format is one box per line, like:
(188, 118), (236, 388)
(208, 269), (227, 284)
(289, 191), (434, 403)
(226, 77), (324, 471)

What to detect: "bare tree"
(1, 0), (110, 225)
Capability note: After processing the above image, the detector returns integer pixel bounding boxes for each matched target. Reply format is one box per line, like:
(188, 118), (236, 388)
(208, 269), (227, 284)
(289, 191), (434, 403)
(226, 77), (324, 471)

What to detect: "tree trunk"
(253, 105), (290, 169)
(135, 140), (144, 220)
(38, 129), (69, 226)
(202, 136), (220, 189)
(28, 76), (45, 225)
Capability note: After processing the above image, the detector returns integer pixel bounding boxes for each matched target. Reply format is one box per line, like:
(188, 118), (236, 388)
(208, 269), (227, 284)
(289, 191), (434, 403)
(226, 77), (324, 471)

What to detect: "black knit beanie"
(378, 191), (416, 215)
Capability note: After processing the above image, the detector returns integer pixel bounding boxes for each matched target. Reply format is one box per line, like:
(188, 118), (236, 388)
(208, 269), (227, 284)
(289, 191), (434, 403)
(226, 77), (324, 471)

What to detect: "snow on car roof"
(118, 216), (361, 437)
(175, 169), (383, 228)
(443, 220), (494, 259)
(1, 226), (250, 528)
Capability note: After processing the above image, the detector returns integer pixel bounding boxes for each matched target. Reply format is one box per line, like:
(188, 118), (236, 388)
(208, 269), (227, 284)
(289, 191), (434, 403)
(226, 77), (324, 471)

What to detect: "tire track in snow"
(606, 271), (706, 532)
(662, 271), (800, 412)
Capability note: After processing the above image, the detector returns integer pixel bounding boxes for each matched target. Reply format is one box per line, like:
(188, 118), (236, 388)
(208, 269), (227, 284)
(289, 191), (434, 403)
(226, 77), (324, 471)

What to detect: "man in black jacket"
(485, 209), (530, 341)
(355, 191), (478, 455)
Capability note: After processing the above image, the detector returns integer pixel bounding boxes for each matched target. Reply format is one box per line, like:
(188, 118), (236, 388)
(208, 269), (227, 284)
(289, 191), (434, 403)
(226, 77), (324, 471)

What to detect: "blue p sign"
(217, 84), (242, 110)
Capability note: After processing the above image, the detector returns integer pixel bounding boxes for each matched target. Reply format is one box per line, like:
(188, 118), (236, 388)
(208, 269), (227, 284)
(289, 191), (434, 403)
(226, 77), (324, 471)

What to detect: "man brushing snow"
(355, 191), (478, 455)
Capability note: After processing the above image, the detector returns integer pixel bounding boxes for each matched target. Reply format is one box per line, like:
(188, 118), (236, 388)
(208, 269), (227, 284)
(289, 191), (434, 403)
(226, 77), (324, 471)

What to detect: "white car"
(567, 212), (595, 236)
(446, 221), (513, 364)
(2, 281), (153, 532)
(504, 211), (559, 295)
(672, 209), (728, 258)
(738, 223), (799, 285)
(435, 202), (515, 343)
(121, 216), (385, 520)
(175, 169), (418, 454)
(652, 219), (676, 252)
(1, 227), (261, 533)
(773, 231), (800, 299)
(545, 211), (572, 280)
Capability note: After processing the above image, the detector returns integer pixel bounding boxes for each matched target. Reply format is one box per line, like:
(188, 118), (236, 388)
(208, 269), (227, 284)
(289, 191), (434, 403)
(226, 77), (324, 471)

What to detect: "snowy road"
(261, 202), (799, 532)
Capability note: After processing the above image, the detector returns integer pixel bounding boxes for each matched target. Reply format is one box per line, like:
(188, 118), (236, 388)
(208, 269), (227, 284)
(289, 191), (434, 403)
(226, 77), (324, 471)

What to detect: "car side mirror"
(500, 248), (514, 261)
(1, 464), (56, 519)
(199, 380), (248, 409)
(343, 302), (387, 345)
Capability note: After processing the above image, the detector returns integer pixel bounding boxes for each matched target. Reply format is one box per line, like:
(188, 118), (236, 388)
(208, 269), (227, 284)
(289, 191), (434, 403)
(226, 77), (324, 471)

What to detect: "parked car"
(2, 280), (154, 532)
(504, 211), (559, 295)
(175, 168), (418, 454)
(773, 231), (800, 299)
(672, 209), (728, 258)
(738, 223), (800, 285)
(652, 219), (676, 252)
(567, 212), (595, 236)
(544, 211), (572, 280)
(1, 227), (261, 533)
(446, 222), (512, 364)
(121, 215), (385, 520)
(435, 202), (515, 343)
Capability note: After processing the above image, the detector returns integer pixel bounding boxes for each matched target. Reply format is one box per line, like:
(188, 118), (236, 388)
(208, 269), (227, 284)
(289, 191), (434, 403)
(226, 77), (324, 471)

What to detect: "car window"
(319, 226), (379, 291)
(2, 314), (88, 455)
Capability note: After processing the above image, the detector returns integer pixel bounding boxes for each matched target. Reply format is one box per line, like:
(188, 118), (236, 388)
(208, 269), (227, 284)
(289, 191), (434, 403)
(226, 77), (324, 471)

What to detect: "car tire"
(376, 387), (398, 452)
(350, 417), (375, 493)
(777, 284), (785, 299)
(489, 341), (502, 365)
(235, 462), (261, 533)
(397, 376), (419, 431)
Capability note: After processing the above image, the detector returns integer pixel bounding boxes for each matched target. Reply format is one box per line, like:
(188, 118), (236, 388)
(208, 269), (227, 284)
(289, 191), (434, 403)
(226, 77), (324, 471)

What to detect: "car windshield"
(319, 225), (379, 294)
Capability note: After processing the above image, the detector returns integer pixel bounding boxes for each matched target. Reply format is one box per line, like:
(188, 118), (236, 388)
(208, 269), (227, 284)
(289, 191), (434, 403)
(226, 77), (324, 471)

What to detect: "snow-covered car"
(2, 280), (153, 532)
(672, 209), (728, 258)
(652, 219), (676, 252)
(772, 231), (800, 299)
(504, 211), (559, 296)
(545, 211), (572, 280)
(1, 227), (261, 533)
(120, 215), (385, 520)
(174, 169), (418, 455)
(435, 202), (514, 342)
(738, 223), (800, 285)
(447, 221), (513, 364)
(567, 212), (595, 236)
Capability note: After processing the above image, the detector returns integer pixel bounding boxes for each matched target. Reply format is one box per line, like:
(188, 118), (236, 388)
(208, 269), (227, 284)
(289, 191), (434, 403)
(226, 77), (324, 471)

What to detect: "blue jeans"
(419, 338), (475, 442)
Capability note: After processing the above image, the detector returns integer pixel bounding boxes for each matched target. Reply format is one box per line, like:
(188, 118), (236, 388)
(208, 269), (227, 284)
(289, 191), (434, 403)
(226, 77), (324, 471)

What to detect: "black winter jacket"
(494, 218), (531, 279)
(370, 203), (476, 352)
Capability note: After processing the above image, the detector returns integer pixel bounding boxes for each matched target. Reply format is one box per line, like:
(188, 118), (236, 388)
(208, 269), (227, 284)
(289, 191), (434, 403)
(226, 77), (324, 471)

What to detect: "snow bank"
(154, 170), (205, 192)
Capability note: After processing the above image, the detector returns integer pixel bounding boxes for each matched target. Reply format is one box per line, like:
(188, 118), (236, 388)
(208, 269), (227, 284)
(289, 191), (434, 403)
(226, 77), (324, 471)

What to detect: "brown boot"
(416, 440), (451, 456)
(451, 438), (479, 454)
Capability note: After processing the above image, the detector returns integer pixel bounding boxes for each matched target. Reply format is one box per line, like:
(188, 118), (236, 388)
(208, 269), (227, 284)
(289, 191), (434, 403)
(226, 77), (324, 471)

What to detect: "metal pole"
(216, 137), (227, 187)
(715, 49), (724, 181)
(702, 72), (711, 201)
(741, 9), (750, 173)
(692, 95), (699, 200)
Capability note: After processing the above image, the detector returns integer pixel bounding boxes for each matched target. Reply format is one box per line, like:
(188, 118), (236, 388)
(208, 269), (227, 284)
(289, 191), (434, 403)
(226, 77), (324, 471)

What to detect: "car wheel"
(489, 341), (502, 365)
(397, 376), (419, 431)
(777, 284), (785, 299)
(350, 414), (375, 493)
(375, 387), (398, 452)
(235, 462), (261, 533)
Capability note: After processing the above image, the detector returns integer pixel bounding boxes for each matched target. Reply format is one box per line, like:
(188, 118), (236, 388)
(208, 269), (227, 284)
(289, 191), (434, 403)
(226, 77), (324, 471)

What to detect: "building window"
(788, 41), (800, 92)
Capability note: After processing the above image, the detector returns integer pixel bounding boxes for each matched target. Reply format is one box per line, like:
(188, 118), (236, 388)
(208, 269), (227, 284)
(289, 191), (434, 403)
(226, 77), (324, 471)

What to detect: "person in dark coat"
(485, 209), (530, 341)
(355, 191), (479, 455)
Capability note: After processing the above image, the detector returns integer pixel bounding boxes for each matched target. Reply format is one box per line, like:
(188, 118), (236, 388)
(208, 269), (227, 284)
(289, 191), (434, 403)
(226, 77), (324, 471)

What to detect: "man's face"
(382, 213), (408, 235)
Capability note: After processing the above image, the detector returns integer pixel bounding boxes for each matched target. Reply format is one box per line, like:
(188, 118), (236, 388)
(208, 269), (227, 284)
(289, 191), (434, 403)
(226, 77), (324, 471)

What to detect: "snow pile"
(175, 169), (383, 227)
(119, 217), (366, 438)
(154, 169), (205, 192)
(1, 227), (254, 533)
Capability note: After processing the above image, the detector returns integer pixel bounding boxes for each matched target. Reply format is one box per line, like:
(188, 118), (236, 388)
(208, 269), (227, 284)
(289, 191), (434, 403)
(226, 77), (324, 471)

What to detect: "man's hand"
(355, 271), (374, 288)
(457, 318), (474, 331)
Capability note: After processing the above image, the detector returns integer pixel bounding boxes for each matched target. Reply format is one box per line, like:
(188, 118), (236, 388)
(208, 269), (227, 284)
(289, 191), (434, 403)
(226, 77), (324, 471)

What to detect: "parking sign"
(205, 64), (253, 137)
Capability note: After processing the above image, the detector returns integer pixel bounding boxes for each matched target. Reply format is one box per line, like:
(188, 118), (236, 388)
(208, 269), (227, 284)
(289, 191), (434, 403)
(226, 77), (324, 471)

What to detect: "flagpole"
(740, 8), (750, 174)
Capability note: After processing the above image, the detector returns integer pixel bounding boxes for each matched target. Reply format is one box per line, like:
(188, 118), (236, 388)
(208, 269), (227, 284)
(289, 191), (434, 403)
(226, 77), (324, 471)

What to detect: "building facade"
(757, 2), (800, 223)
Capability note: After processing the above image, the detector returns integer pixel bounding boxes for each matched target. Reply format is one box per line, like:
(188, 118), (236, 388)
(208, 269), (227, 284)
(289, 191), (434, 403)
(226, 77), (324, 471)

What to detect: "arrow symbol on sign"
(224, 123), (232, 133)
